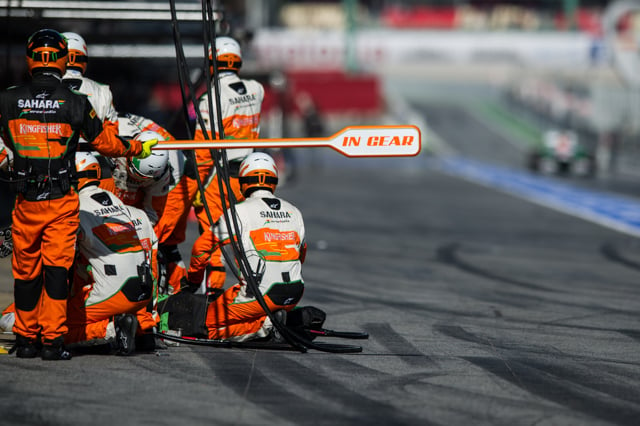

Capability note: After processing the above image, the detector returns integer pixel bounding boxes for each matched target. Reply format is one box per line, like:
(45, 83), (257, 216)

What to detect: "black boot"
(41, 336), (72, 361)
(269, 310), (288, 343)
(135, 331), (168, 352)
(113, 314), (138, 356)
(9, 335), (40, 358)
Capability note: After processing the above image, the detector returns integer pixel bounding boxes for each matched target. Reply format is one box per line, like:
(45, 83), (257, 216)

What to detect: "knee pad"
(44, 265), (69, 301)
(15, 276), (44, 311)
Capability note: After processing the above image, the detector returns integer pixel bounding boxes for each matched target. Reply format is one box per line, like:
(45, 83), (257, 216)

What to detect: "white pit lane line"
(430, 156), (640, 238)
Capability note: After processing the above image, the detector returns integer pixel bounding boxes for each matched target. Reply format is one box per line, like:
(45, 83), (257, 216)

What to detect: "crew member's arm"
(80, 102), (152, 158)
(299, 239), (307, 264)
(192, 95), (216, 182)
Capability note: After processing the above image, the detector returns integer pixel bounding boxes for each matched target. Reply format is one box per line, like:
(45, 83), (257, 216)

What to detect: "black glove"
(182, 154), (197, 179)
(0, 227), (12, 259)
(180, 277), (200, 293)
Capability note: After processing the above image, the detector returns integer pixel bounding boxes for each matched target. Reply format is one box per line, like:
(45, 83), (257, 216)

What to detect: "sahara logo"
(92, 205), (125, 216)
(228, 93), (257, 105)
(260, 210), (291, 219)
(18, 98), (65, 113)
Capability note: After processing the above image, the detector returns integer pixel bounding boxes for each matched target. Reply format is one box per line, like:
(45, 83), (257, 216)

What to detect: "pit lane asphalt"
(2, 87), (640, 426)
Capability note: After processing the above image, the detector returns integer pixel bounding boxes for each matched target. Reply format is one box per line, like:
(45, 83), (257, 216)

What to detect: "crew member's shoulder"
(62, 84), (90, 100)
(242, 78), (265, 90)
(81, 76), (112, 92)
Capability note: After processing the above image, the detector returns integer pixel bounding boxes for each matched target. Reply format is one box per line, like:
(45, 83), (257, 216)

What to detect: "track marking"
(431, 156), (640, 237)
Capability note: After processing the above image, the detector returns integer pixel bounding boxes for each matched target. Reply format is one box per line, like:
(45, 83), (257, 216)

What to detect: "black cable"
(169, 0), (216, 229)
(172, 1), (345, 353)
(201, 0), (346, 354)
(197, 1), (246, 287)
(200, 0), (307, 352)
(169, 0), (241, 289)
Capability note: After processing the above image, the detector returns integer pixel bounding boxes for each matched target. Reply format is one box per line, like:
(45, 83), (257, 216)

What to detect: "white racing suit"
(186, 189), (306, 341)
(62, 69), (121, 192)
(195, 71), (264, 161)
(174, 71), (265, 290)
(62, 69), (118, 125)
(65, 184), (159, 345)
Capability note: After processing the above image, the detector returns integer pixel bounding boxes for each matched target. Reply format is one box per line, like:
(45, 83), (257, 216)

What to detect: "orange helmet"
(75, 152), (101, 190)
(26, 29), (68, 76)
(208, 36), (242, 74)
(239, 152), (278, 196)
(62, 32), (88, 74)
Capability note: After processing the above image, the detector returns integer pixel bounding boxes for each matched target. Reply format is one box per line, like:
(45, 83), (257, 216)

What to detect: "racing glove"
(0, 227), (12, 258)
(136, 139), (158, 159)
(180, 277), (200, 294)
(192, 190), (203, 208)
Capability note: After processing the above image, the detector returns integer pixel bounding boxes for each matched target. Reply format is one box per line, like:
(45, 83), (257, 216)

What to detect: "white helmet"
(75, 151), (101, 190)
(62, 32), (88, 74)
(209, 36), (242, 72)
(127, 131), (168, 180)
(239, 152), (278, 196)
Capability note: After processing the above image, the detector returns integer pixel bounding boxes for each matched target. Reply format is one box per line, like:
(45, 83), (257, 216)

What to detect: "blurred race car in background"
(527, 129), (596, 177)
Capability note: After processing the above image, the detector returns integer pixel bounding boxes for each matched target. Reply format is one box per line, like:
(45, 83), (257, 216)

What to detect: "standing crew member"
(61, 32), (118, 128)
(61, 31), (120, 191)
(0, 29), (155, 360)
(154, 36), (264, 292)
(178, 152), (306, 341)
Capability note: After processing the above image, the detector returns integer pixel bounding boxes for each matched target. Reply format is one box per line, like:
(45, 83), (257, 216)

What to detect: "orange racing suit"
(186, 189), (306, 341)
(0, 72), (142, 345)
(154, 71), (264, 290)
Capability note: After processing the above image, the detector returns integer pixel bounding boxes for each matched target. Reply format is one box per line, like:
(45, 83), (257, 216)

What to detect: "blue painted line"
(430, 156), (640, 237)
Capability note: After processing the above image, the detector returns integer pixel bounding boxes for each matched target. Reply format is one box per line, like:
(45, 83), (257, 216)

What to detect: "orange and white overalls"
(155, 71), (264, 290)
(65, 184), (158, 344)
(187, 189), (306, 341)
(0, 73), (142, 345)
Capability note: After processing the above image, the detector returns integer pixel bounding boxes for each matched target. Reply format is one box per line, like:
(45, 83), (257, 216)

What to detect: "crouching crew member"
(162, 153), (306, 342)
(65, 152), (159, 355)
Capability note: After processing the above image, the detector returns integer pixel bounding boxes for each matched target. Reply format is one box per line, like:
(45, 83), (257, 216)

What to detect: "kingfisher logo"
(19, 123), (63, 134)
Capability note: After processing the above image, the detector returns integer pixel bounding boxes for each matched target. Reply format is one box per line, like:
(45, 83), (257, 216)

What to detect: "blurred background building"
(3, 0), (640, 175)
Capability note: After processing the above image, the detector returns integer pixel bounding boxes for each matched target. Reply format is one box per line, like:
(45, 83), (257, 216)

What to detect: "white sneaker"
(0, 312), (15, 332)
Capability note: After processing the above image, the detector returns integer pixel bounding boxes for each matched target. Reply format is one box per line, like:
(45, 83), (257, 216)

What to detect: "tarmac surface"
(2, 81), (640, 425)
